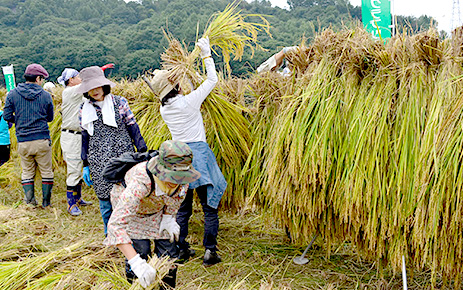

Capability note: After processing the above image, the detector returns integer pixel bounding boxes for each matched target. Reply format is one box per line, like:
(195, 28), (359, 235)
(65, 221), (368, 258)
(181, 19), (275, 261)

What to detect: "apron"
(88, 95), (134, 200)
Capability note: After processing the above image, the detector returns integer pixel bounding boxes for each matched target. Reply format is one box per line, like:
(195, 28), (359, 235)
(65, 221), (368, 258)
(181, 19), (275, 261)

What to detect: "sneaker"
(178, 248), (196, 263)
(203, 249), (221, 266)
(77, 198), (93, 206)
(68, 204), (82, 216)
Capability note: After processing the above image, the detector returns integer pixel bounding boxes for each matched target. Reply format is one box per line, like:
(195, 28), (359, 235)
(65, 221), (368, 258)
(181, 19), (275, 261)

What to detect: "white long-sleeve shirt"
(160, 57), (218, 143)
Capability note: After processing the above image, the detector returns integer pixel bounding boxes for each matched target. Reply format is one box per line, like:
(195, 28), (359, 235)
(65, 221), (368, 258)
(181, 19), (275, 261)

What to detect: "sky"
(266, 0), (458, 34)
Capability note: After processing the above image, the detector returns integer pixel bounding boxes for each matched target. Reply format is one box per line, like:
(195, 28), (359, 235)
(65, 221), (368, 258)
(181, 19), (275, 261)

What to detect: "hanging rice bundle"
(0, 127), (20, 187)
(216, 73), (249, 107)
(409, 58), (463, 284)
(147, 1), (270, 210)
(112, 78), (172, 150)
(49, 110), (64, 167)
(241, 72), (296, 208)
(254, 26), (463, 286)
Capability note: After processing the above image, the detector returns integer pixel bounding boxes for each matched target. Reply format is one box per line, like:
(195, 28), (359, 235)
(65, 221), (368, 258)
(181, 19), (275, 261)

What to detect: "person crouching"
(104, 140), (200, 289)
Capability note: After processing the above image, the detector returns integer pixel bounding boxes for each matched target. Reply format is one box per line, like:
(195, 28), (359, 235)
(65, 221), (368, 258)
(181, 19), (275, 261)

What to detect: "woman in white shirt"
(151, 37), (227, 266)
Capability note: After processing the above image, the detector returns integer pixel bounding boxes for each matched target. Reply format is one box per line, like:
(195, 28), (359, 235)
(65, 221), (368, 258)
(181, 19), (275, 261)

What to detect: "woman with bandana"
(58, 68), (93, 216)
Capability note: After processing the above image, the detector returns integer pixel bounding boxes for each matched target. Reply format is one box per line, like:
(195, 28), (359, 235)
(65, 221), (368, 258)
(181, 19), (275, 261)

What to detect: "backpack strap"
(169, 184), (182, 197)
(146, 162), (155, 197)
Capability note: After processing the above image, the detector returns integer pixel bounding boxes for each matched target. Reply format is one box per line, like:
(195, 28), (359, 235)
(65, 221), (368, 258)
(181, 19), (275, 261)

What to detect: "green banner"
(362, 0), (392, 39)
(2, 65), (15, 92)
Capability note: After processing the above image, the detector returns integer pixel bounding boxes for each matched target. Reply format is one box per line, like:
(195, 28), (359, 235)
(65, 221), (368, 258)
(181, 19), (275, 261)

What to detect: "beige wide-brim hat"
(151, 70), (179, 101)
(76, 66), (116, 94)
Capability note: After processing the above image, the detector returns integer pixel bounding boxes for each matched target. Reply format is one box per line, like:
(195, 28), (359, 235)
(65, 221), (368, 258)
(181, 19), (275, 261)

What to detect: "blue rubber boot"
(67, 187), (82, 216)
(75, 182), (92, 206)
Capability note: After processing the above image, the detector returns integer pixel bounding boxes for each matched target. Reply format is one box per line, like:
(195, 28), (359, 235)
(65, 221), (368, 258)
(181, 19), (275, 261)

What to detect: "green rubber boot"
(22, 181), (37, 206)
(42, 179), (53, 208)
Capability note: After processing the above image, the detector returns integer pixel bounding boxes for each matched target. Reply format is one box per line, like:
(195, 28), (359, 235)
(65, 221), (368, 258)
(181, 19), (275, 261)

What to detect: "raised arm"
(186, 37), (218, 110)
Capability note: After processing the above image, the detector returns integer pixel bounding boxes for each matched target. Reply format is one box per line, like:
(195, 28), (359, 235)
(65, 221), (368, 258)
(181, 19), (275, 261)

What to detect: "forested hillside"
(0, 0), (434, 84)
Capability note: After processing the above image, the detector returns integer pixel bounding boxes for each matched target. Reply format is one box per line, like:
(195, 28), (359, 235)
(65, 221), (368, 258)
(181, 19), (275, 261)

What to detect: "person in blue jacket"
(0, 98), (11, 166)
(77, 66), (147, 235)
(3, 64), (54, 207)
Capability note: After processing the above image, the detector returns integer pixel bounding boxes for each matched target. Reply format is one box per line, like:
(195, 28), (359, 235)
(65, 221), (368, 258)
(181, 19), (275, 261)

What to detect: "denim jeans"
(177, 185), (219, 251)
(98, 199), (112, 236)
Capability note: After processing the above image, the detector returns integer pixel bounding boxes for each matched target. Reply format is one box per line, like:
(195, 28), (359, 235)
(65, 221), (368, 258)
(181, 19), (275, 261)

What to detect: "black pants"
(125, 239), (178, 288)
(0, 145), (10, 166)
(176, 185), (219, 251)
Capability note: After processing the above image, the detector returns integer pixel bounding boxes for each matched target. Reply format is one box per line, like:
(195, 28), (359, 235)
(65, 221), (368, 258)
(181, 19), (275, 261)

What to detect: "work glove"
(196, 37), (211, 59)
(83, 166), (93, 186)
(128, 254), (157, 288)
(159, 214), (180, 243)
(283, 46), (298, 54)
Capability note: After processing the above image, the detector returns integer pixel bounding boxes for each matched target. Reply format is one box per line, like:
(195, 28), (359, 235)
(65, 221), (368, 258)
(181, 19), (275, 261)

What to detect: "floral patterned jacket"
(104, 161), (188, 246)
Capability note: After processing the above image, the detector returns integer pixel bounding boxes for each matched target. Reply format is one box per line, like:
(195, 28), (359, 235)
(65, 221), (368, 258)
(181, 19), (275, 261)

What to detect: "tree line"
(0, 0), (436, 85)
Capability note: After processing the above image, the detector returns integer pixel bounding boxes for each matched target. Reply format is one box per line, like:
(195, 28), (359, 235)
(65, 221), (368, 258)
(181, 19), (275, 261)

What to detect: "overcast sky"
(266, 0), (457, 34)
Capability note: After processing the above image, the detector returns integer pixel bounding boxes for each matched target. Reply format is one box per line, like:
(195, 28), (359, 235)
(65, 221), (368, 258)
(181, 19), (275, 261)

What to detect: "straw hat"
(151, 70), (178, 100)
(147, 140), (200, 185)
(76, 66), (116, 94)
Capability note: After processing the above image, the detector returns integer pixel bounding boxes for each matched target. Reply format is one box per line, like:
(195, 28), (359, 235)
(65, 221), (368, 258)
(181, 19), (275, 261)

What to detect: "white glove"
(159, 214), (180, 243)
(257, 55), (277, 74)
(196, 37), (211, 58)
(128, 254), (157, 288)
(283, 46), (298, 54)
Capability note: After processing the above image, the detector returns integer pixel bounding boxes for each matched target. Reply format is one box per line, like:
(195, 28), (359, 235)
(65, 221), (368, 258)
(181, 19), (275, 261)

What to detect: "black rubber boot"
(160, 267), (177, 289)
(42, 181), (53, 207)
(22, 182), (37, 206)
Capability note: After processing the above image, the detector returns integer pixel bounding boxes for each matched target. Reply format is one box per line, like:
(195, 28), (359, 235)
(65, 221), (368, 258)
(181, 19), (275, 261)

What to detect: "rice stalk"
(128, 256), (174, 290)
